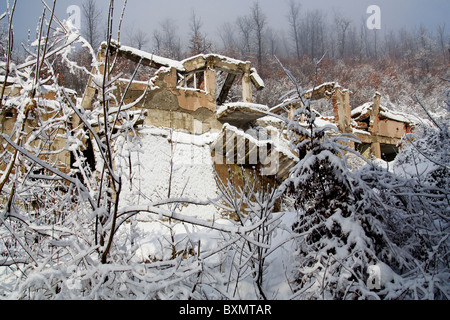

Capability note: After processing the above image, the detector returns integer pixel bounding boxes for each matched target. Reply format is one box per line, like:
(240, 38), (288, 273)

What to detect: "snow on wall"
(216, 102), (270, 117)
(118, 126), (220, 221)
(352, 101), (419, 125)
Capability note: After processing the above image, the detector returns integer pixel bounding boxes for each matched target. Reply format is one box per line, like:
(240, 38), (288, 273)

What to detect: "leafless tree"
(82, 0), (102, 50)
(437, 23), (447, 64)
(129, 28), (149, 51)
(287, 0), (301, 60)
(266, 27), (279, 57)
(217, 22), (237, 56)
(236, 15), (253, 58)
(153, 18), (182, 60)
(250, 1), (267, 71)
(294, 9), (327, 60)
(335, 13), (351, 59)
(188, 10), (212, 56)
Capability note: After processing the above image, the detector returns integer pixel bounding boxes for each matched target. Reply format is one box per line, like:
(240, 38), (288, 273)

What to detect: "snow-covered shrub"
(357, 90), (450, 299)
(210, 167), (283, 299)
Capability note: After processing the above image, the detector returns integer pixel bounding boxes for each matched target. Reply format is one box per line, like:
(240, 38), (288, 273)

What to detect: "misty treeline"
(0, 0), (449, 300)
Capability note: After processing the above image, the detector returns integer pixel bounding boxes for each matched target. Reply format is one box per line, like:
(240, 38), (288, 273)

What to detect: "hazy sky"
(2, 0), (450, 49)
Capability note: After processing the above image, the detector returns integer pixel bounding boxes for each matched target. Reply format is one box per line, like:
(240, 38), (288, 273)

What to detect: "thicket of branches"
(277, 57), (449, 300)
(0, 0), (448, 300)
(0, 0), (295, 300)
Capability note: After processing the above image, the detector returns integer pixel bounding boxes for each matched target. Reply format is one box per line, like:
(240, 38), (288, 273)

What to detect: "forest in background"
(0, 0), (449, 300)
(2, 0), (448, 117)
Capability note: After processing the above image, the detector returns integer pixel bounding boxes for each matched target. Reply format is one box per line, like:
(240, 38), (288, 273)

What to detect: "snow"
(257, 115), (285, 125)
(113, 125), (225, 270)
(314, 117), (335, 129)
(110, 124), (300, 299)
(131, 219), (224, 263)
(119, 125), (219, 220)
(0, 75), (19, 85)
(217, 102), (269, 116)
(2, 18), (447, 300)
(182, 53), (250, 68)
(352, 128), (371, 135)
(250, 67), (265, 89)
(221, 123), (298, 162)
(351, 102), (372, 120)
(379, 107), (418, 124)
(115, 44), (185, 71)
(352, 101), (419, 125)
(303, 81), (337, 98)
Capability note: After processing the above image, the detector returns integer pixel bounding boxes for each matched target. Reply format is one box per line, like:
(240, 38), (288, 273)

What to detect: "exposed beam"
(217, 73), (237, 105)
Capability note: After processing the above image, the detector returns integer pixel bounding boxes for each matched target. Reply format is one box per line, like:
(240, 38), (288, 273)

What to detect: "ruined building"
(81, 41), (265, 134)
(270, 82), (417, 162)
(79, 42), (417, 180)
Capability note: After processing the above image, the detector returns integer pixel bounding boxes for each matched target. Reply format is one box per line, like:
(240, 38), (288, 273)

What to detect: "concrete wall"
(114, 67), (223, 134)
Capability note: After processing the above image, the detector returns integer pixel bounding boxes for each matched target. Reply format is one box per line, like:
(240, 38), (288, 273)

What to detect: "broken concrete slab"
(217, 103), (269, 128)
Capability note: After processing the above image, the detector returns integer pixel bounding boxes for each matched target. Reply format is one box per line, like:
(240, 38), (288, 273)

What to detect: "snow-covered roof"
(181, 53), (263, 83)
(250, 68), (265, 90)
(217, 102), (269, 117)
(352, 102), (418, 125)
(351, 102), (372, 121)
(379, 107), (417, 124)
(182, 53), (250, 69)
(102, 41), (265, 90)
(302, 82), (337, 100)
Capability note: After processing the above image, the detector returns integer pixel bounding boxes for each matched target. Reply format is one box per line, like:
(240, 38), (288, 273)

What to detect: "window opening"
(177, 70), (207, 92)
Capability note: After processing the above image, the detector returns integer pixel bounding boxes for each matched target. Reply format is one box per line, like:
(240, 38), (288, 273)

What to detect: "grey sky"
(2, 0), (450, 49)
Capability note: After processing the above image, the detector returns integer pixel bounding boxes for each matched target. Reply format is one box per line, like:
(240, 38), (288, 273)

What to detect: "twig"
(0, 133), (97, 211)
(117, 0), (128, 44)
(414, 94), (443, 131)
(405, 134), (450, 170)
(40, 0), (67, 33)
(35, 0), (57, 91)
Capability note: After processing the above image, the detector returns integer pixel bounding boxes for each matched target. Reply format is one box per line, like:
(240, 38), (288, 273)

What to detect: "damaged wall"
(270, 82), (416, 161)
(82, 42), (265, 135)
